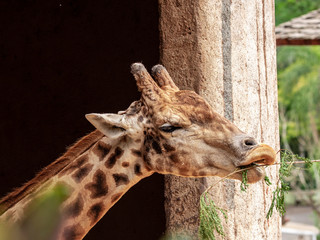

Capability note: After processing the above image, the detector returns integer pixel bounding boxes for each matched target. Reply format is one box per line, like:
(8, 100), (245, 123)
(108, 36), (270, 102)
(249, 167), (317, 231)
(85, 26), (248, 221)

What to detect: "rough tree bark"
(159, 0), (280, 239)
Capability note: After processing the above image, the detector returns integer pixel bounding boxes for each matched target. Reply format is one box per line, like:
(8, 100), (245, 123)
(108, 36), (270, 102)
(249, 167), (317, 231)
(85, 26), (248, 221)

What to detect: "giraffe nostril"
(244, 138), (258, 148)
(233, 135), (258, 152)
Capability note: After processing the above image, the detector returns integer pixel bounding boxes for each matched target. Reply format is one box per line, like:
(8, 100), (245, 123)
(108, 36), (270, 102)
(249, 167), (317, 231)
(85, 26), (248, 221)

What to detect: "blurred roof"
(276, 9), (320, 46)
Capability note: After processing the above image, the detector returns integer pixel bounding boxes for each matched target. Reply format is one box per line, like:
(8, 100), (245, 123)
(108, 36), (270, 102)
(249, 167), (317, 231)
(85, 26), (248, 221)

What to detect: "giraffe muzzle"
(231, 144), (276, 183)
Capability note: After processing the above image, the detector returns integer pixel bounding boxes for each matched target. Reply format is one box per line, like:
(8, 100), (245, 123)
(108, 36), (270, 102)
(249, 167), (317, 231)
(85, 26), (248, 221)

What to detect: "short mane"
(0, 130), (104, 215)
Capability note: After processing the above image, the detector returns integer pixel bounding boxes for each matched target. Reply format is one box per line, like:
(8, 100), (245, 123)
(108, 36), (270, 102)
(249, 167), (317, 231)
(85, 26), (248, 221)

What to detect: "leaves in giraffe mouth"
(240, 160), (265, 168)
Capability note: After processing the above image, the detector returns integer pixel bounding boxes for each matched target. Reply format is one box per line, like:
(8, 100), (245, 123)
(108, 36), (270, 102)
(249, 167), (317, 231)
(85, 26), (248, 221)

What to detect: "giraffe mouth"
(236, 144), (276, 183)
(240, 144), (276, 167)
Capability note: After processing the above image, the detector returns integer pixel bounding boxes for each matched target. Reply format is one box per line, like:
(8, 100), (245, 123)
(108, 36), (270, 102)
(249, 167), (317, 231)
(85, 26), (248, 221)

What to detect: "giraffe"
(0, 63), (276, 239)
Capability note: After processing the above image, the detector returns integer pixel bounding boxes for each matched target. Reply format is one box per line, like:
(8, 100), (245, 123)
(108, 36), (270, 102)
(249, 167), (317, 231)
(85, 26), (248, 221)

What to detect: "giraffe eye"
(159, 124), (182, 133)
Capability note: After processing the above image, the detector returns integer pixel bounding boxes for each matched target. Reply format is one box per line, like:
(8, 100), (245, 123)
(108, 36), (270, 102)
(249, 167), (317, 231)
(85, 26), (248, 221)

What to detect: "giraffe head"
(86, 63), (276, 183)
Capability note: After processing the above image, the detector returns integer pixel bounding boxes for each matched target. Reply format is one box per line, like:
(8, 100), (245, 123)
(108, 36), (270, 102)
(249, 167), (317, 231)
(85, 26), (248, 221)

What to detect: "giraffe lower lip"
(240, 164), (266, 183)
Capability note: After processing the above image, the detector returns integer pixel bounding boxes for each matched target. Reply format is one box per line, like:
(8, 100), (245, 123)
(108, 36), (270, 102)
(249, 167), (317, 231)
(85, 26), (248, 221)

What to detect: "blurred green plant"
(276, 1), (320, 236)
(275, 0), (320, 26)
(0, 183), (70, 240)
(278, 46), (320, 159)
(278, 45), (320, 218)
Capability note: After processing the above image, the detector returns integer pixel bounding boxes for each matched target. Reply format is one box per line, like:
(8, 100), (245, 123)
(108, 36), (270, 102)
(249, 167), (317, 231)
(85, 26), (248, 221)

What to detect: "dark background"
(0, 0), (165, 239)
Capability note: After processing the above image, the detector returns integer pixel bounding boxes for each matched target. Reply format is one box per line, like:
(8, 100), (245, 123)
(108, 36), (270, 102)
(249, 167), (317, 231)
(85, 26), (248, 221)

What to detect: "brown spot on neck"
(105, 147), (124, 169)
(87, 202), (105, 226)
(93, 141), (112, 161)
(65, 194), (84, 218)
(131, 149), (142, 157)
(71, 163), (94, 183)
(0, 130), (103, 215)
(122, 162), (130, 167)
(134, 164), (142, 176)
(112, 173), (129, 186)
(85, 170), (108, 199)
(63, 224), (85, 240)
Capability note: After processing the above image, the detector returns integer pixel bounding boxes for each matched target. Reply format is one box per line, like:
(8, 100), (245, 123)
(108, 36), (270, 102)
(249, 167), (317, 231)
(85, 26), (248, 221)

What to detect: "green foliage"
(278, 45), (320, 219)
(264, 176), (272, 186)
(276, 3), (320, 160)
(199, 169), (261, 239)
(0, 183), (70, 240)
(278, 46), (320, 159)
(267, 150), (294, 218)
(275, 0), (320, 25)
(266, 150), (312, 219)
(199, 193), (228, 240)
(240, 169), (249, 191)
(276, 2), (320, 227)
(198, 151), (315, 239)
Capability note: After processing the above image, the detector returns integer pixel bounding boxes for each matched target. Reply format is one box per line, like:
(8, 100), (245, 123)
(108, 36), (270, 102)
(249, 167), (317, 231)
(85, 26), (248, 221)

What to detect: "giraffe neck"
(57, 136), (152, 239)
(0, 132), (152, 240)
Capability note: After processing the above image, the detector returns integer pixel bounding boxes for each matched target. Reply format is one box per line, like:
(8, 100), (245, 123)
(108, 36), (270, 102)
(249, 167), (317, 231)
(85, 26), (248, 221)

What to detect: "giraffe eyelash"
(159, 124), (182, 133)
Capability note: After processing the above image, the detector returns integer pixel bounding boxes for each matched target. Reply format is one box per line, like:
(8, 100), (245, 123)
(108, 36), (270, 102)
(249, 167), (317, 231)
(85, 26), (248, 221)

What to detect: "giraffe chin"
(238, 144), (276, 183)
(245, 166), (265, 184)
(229, 165), (265, 184)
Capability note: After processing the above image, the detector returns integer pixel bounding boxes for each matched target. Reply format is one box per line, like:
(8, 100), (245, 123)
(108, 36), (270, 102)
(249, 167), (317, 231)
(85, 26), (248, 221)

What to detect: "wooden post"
(159, 0), (280, 239)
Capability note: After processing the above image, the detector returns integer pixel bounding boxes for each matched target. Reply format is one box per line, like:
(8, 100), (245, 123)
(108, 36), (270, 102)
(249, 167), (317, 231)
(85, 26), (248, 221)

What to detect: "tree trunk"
(159, 0), (280, 239)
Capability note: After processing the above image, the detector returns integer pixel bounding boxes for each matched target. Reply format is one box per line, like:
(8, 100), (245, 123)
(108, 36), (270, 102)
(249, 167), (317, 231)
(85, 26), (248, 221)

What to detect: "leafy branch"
(266, 150), (312, 218)
(199, 193), (227, 240)
(199, 149), (319, 240)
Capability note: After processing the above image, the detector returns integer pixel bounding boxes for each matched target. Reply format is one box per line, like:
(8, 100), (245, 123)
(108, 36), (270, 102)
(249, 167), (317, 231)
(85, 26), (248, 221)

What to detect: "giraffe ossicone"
(0, 63), (276, 240)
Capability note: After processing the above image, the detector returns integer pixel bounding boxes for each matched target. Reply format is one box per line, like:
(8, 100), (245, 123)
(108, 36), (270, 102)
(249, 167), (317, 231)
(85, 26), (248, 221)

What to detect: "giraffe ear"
(85, 113), (128, 139)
